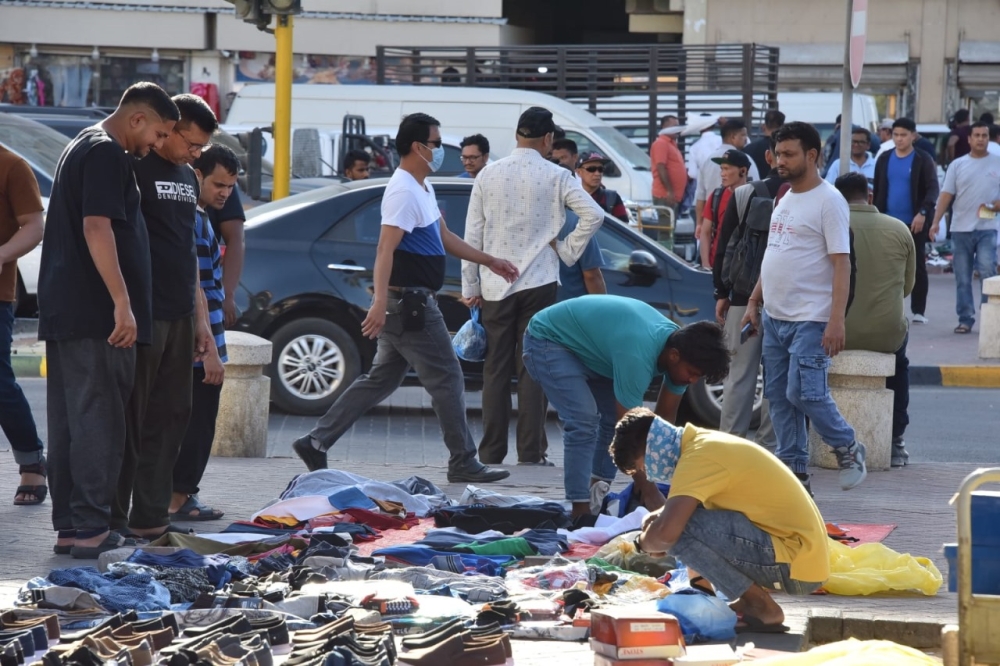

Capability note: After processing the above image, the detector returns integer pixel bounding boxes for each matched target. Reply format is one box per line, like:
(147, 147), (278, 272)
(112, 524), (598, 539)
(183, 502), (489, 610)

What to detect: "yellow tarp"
(750, 638), (941, 665)
(824, 540), (943, 596)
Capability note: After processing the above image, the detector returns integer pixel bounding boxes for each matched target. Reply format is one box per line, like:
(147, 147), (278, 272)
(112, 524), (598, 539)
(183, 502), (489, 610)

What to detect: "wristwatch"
(632, 533), (645, 554)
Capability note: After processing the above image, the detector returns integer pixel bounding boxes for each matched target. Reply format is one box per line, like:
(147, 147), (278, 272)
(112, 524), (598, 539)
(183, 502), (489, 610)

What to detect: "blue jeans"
(670, 507), (822, 600)
(522, 331), (618, 502)
(952, 230), (998, 328)
(762, 313), (855, 474)
(0, 302), (43, 465)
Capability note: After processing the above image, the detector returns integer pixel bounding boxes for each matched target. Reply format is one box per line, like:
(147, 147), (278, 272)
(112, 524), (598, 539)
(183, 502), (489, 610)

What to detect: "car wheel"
(685, 364), (763, 429)
(268, 317), (361, 416)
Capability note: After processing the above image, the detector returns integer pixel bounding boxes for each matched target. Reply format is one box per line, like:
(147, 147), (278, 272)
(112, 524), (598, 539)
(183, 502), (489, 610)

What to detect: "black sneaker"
(446, 465), (510, 483)
(794, 472), (814, 498)
(292, 436), (327, 472)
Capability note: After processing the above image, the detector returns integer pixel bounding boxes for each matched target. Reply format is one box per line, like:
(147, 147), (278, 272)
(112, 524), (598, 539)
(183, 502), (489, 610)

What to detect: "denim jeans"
(951, 230), (998, 328)
(0, 302), (43, 465)
(522, 331), (618, 502)
(670, 507), (822, 600)
(887, 335), (909, 441)
(762, 313), (855, 474)
(309, 297), (478, 473)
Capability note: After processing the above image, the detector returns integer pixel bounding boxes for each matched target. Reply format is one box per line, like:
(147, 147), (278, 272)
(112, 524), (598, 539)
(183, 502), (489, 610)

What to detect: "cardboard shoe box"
(590, 607), (685, 657)
(591, 639), (681, 660)
(593, 654), (672, 666)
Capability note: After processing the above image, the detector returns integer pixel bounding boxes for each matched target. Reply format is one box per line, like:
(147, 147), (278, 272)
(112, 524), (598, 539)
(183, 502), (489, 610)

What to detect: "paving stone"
(807, 610), (843, 644)
(841, 612), (876, 641)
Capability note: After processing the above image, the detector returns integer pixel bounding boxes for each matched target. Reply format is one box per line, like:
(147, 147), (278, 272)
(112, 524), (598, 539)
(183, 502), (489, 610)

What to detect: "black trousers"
(113, 317), (194, 530)
(911, 225), (930, 316)
(47, 339), (135, 532)
(479, 283), (557, 464)
(172, 368), (223, 496)
(886, 334), (910, 441)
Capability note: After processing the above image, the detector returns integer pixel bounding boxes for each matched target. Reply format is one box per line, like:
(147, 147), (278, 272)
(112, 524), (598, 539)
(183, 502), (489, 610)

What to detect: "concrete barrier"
(809, 350), (895, 472)
(978, 276), (1000, 359)
(211, 331), (272, 458)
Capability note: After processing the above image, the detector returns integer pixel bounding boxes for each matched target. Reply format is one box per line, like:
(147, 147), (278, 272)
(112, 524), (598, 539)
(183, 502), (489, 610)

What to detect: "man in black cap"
(577, 152), (628, 223)
(462, 106), (605, 467)
(699, 149), (751, 267)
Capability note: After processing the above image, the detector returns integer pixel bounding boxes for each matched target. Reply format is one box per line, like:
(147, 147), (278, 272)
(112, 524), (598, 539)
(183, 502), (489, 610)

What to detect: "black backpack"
(721, 180), (772, 298)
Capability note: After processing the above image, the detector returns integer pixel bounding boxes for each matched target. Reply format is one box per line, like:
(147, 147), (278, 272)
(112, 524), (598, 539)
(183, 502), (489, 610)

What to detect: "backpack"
(707, 187), (725, 253)
(598, 187), (622, 216)
(721, 180), (773, 298)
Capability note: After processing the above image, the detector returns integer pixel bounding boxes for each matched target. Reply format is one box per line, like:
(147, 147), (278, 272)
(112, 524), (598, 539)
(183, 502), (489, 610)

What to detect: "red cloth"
(354, 517), (436, 557)
(190, 82), (221, 119)
(341, 508), (419, 531)
(702, 187), (733, 261)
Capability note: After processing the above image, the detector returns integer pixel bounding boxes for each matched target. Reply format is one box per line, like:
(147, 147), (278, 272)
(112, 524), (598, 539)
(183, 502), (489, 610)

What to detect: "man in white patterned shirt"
(463, 107), (605, 466)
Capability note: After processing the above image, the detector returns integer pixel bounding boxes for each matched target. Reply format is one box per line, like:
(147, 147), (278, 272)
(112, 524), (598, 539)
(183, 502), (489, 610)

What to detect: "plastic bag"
(452, 307), (487, 362)
(824, 540), (942, 596)
(594, 532), (676, 578)
(656, 590), (737, 643)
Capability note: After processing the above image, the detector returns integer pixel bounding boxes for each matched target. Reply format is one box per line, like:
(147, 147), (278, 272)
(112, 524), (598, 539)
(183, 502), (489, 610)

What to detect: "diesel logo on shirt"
(155, 181), (197, 203)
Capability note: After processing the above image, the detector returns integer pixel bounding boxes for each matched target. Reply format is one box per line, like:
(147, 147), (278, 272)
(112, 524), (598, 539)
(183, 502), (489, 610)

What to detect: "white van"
(776, 92), (880, 140)
(224, 84), (654, 206)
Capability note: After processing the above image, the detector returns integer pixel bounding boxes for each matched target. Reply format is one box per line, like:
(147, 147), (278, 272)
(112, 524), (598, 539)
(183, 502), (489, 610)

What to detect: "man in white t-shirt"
(743, 122), (867, 494)
(929, 121), (1000, 333)
(290, 112), (519, 484)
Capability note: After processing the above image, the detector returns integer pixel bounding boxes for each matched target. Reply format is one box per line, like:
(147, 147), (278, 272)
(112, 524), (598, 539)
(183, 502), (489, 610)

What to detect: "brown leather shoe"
(0, 611), (60, 642)
(111, 625), (176, 651)
(399, 632), (506, 666)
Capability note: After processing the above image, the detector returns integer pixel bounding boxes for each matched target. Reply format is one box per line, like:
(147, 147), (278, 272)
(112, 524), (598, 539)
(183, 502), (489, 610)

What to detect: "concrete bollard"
(809, 350), (895, 472)
(211, 331), (273, 458)
(978, 276), (1000, 359)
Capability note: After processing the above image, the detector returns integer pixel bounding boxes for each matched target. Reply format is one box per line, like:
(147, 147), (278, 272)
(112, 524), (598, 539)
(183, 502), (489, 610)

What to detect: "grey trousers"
(47, 339), (136, 532)
(309, 298), (479, 472)
(720, 305), (776, 447)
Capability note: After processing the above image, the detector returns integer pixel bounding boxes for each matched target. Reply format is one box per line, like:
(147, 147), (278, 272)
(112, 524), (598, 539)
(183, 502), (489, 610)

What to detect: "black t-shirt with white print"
(133, 151), (199, 320)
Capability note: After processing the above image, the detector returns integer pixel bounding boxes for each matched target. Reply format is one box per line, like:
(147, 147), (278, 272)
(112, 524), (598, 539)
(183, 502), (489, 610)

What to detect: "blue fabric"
(656, 590), (737, 643)
(327, 487), (377, 511)
(645, 416), (683, 484)
(373, 545), (510, 576)
(952, 230), (998, 328)
(527, 295), (683, 408)
(0, 302), (43, 465)
(557, 212), (605, 302)
(127, 549), (236, 588)
(885, 151), (915, 224)
(602, 481), (672, 518)
(47, 566), (171, 613)
(194, 209), (228, 364)
(397, 219), (444, 256)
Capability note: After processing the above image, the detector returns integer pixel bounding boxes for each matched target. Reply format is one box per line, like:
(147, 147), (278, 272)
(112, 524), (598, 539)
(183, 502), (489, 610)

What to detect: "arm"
(193, 261), (212, 362)
(1, 159), (44, 266)
(636, 495), (701, 555)
(903, 232), (916, 298)
(699, 214), (714, 267)
(929, 192), (955, 238)
(582, 267), (606, 295)
(361, 225), (405, 340)
(654, 382), (683, 424)
(460, 179), (486, 298)
(823, 253), (851, 357)
(558, 177), (605, 266)
(0, 210), (43, 267)
(218, 219), (245, 328)
(655, 164), (674, 203)
(739, 276), (763, 331)
(82, 217), (136, 348)
(197, 286), (224, 385)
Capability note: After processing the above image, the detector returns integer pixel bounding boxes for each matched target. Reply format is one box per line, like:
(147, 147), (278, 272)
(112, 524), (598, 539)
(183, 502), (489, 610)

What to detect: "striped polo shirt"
(194, 208), (228, 365)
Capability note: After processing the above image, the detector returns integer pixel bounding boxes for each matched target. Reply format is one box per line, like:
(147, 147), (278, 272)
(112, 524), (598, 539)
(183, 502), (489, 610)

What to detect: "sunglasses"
(583, 165), (605, 173)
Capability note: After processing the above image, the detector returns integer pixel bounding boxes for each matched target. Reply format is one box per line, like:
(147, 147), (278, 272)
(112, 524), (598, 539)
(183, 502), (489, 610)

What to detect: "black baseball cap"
(517, 106), (561, 138)
(711, 149), (752, 170)
(577, 151), (610, 167)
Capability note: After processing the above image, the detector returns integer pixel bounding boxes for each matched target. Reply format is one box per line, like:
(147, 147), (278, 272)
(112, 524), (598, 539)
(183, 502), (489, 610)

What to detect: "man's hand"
(740, 299), (761, 332)
(109, 302), (137, 348)
(462, 296), (483, 309)
(487, 257), (519, 283)
(222, 296), (241, 329)
(911, 213), (926, 234)
(361, 302), (387, 340)
(823, 317), (846, 357)
(194, 323), (213, 363)
(202, 350), (224, 385)
(715, 298), (730, 326)
(928, 223), (940, 239)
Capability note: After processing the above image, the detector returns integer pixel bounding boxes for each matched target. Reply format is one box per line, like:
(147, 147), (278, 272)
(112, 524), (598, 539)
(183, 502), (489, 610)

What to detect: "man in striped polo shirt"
(169, 145), (238, 521)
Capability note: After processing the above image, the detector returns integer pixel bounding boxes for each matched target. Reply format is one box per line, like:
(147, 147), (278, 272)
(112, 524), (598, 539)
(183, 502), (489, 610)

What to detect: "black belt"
(388, 288), (437, 301)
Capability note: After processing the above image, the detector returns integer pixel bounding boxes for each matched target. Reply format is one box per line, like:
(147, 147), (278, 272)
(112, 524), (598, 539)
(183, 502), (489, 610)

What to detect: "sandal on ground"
(954, 324), (972, 334)
(14, 459), (48, 506)
(70, 531), (144, 560)
(122, 524), (196, 540)
(170, 495), (225, 522)
(53, 529), (75, 555)
(735, 613), (790, 634)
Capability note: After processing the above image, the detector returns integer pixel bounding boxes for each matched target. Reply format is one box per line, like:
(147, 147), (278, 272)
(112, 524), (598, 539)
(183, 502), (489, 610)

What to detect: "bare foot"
(571, 501), (592, 520)
(733, 583), (785, 626)
(127, 525), (169, 538)
(15, 472), (46, 503)
(169, 492), (188, 514)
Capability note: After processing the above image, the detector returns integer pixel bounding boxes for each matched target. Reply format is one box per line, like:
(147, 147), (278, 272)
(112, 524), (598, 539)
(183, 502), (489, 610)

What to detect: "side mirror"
(628, 250), (660, 278)
(604, 161), (622, 178)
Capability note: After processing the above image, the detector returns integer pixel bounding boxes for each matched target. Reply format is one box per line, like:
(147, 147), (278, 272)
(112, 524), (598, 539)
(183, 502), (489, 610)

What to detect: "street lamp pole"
(272, 14), (293, 201)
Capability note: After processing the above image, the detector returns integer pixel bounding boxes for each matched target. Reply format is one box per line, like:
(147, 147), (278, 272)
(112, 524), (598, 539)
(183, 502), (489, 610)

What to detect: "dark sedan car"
(233, 177), (760, 425)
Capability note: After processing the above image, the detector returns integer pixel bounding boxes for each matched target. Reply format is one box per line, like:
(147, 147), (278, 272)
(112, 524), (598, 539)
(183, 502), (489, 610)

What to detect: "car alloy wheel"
(706, 363), (764, 414)
(277, 333), (345, 401)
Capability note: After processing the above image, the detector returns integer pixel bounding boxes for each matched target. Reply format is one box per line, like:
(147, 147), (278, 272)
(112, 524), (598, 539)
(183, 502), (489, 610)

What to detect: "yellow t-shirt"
(667, 425), (830, 583)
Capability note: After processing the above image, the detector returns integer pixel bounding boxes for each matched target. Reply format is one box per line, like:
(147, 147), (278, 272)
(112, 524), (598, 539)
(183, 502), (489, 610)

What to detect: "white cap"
(681, 113), (720, 136)
(658, 125), (687, 136)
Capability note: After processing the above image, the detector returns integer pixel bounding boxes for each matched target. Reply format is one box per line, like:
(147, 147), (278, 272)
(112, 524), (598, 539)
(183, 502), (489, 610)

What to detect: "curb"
(11, 354), (45, 379)
(910, 365), (1000, 388)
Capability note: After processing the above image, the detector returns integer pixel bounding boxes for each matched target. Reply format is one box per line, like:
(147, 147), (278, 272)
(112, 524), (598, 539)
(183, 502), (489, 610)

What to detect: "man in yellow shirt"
(613, 407), (828, 632)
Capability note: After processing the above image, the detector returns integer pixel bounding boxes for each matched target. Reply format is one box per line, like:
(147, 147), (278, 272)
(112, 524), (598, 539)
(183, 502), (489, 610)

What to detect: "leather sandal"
(14, 458), (47, 506)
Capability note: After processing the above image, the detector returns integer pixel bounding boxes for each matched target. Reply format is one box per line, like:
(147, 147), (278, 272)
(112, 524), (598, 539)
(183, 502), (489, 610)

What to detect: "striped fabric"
(194, 208), (227, 364)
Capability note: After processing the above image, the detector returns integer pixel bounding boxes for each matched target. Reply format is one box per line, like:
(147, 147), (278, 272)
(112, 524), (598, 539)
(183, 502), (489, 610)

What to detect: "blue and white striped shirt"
(195, 208), (227, 364)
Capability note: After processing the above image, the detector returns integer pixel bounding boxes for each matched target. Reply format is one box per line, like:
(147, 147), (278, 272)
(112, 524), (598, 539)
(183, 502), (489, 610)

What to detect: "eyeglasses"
(460, 154), (483, 161)
(583, 166), (605, 173)
(422, 140), (443, 149)
(175, 129), (211, 154)
(851, 139), (870, 145)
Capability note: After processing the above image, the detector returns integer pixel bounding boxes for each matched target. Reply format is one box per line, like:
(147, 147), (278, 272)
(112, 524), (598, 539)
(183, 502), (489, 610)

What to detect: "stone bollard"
(979, 276), (1000, 359)
(212, 331), (272, 458)
(808, 350), (895, 472)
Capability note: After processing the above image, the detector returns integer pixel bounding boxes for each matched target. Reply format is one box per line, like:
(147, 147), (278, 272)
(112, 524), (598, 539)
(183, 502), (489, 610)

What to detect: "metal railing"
(632, 204), (677, 251)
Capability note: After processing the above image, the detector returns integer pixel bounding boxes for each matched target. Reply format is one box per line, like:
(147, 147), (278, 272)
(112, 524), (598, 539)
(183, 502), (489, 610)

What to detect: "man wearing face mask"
(292, 113), (517, 485)
(462, 106), (605, 468)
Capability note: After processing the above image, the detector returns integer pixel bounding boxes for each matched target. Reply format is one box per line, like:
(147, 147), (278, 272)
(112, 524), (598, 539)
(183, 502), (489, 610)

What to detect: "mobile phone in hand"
(740, 322), (754, 344)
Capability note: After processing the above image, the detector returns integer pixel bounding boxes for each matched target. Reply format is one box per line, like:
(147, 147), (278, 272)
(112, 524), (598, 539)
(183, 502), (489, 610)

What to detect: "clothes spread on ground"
(279, 470), (450, 517)
(431, 503), (573, 534)
(45, 567), (172, 613)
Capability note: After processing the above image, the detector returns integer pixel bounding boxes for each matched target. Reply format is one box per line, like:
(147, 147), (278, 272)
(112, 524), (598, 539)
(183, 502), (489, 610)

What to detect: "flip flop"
(735, 614), (789, 634)
(14, 459), (48, 506)
(170, 495), (225, 522)
(120, 524), (195, 540)
(955, 324), (972, 334)
(70, 531), (144, 560)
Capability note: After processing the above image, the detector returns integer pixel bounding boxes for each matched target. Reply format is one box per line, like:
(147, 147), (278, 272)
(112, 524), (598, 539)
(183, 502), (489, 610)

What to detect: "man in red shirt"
(650, 115), (688, 213)
(577, 152), (629, 222)
(699, 149), (751, 267)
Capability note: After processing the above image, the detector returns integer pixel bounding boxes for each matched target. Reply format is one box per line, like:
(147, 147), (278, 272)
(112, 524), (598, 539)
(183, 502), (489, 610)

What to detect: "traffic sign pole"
(839, 0), (854, 174)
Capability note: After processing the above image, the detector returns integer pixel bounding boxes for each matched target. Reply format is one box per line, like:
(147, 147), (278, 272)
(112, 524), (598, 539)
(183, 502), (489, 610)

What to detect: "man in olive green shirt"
(834, 173), (915, 468)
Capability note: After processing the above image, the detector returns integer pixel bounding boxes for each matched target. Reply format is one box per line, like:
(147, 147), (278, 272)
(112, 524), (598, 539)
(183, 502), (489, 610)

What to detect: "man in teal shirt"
(523, 295), (729, 518)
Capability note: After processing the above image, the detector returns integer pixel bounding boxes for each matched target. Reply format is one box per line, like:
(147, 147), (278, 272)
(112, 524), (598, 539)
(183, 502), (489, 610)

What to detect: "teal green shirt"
(527, 295), (684, 408)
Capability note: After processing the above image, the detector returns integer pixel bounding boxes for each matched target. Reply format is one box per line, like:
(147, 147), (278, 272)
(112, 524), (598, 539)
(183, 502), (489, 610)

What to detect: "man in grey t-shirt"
(929, 122), (1000, 333)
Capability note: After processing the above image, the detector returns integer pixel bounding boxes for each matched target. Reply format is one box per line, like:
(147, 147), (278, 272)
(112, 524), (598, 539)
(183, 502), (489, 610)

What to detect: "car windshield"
(590, 125), (650, 170)
(0, 114), (69, 177)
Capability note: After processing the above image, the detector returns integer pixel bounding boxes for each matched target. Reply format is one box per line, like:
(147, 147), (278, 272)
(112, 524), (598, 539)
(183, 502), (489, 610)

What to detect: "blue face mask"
(421, 143), (445, 172)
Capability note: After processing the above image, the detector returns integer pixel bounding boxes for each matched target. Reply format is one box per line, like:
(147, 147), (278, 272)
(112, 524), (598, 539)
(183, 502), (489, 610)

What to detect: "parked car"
(233, 177), (761, 426)
(0, 104), (107, 139)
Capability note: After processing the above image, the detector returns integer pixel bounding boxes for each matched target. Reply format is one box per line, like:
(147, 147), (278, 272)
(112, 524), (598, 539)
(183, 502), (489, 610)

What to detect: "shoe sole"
(446, 470), (511, 483)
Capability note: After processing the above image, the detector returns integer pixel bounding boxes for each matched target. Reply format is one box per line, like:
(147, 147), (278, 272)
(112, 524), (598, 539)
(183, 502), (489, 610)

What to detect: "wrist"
(633, 533), (645, 554)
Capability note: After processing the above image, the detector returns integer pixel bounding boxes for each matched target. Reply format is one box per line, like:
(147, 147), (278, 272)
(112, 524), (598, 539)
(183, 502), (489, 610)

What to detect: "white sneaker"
(912, 314), (929, 324)
(590, 480), (611, 515)
(834, 442), (868, 491)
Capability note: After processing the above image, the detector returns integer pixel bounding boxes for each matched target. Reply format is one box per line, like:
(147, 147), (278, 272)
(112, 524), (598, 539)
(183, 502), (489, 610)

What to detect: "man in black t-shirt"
(112, 94), (219, 540)
(38, 83), (179, 559)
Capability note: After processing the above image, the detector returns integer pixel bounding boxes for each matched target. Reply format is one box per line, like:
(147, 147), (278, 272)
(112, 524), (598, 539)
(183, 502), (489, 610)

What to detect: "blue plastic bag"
(452, 307), (487, 362)
(656, 590), (737, 643)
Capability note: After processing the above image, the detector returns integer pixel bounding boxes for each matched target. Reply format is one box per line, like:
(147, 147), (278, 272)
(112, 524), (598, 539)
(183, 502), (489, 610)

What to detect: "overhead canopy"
(776, 42), (910, 93)
(957, 41), (1000, 95)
